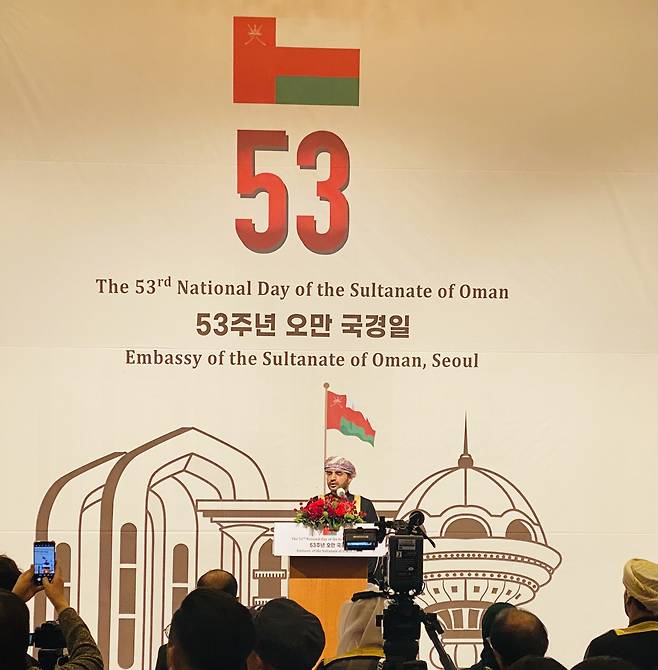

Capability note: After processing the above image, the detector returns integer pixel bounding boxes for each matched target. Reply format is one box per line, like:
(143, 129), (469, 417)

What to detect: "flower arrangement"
(294, 494), (365, 531)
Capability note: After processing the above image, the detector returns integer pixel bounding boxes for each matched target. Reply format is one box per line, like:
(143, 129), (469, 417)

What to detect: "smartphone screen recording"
(34, 541), (56, 584)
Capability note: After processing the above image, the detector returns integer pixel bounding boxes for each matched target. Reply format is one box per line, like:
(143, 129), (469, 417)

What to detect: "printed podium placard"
(273, 523), (386, 557)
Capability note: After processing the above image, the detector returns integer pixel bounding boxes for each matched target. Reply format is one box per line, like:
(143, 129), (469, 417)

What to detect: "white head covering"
(336, 584), (385, 655)
(324, 456), (357, 477)
(623, 558), (658, 614)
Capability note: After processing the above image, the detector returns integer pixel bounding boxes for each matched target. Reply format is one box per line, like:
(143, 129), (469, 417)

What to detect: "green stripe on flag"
(339, 417), (375, 445)
(275, 76), (359, 106)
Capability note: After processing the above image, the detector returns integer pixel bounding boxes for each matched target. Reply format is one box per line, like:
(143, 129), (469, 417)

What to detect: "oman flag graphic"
(233, 17), (360, 106)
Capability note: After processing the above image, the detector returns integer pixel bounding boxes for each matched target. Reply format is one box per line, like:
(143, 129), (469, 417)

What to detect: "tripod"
(380, 596), (458, 670)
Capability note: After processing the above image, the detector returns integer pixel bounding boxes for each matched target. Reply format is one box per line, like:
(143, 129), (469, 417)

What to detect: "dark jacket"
(585, 617), (658, 670)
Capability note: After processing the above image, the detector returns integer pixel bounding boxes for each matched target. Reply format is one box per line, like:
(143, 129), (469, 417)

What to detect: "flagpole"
(323, 382), (329, 494)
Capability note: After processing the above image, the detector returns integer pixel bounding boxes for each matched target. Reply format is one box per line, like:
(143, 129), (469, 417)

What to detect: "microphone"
(335, 487), (347, 498)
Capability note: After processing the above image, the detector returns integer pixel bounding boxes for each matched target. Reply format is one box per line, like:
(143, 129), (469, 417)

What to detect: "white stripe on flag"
(276, 17), (361, 50)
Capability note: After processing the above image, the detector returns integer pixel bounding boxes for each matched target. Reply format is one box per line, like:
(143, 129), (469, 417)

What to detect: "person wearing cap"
(324, 456), (378, 523)
(248, 597), (326, 670)
(584, 558), (658, 670)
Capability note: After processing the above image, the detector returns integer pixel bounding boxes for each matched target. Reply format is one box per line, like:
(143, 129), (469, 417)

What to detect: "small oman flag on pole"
(233, 17), (360, 106)
(326, 391), (375, 445)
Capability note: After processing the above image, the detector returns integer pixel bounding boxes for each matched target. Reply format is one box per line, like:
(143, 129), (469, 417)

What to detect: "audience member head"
(0, 555), (21, 591)
(249, 597), (325, 670)
(337, 586), (386, 655)
(196, 568), (238, 597)
(622, 558), (658, 620)
(167, 588), (254, 670)
(478, 602), (517, 669)
(572, 658), (640, 670)
(0, 590), (30, 670)
(509, 657), (566, 670)
(489, 608), (549, 670)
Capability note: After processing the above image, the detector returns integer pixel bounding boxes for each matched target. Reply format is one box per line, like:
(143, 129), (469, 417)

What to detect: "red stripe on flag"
(234, 16), (359, 104)
(276, 46), (359, 78)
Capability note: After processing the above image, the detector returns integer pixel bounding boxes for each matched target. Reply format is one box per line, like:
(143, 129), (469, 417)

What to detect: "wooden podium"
(289, 555), (368, 658)
(273, 523), (385, 659)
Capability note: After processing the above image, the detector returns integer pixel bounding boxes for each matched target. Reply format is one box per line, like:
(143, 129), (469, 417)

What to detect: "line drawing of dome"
(396, 417), (562, 669)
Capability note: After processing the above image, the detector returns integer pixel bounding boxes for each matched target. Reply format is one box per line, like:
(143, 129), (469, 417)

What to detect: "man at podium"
(324, 456), (377, 523)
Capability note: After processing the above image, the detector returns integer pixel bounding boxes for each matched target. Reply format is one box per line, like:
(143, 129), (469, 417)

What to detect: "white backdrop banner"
(1, 1), (656, 669)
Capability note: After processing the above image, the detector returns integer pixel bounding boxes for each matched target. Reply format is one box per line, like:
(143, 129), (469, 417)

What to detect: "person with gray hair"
(584, 558), (658, 670)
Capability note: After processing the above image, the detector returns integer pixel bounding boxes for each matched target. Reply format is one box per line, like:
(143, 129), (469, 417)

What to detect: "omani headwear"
(324, 456), (356, 477)
(623, 558), (658, 614)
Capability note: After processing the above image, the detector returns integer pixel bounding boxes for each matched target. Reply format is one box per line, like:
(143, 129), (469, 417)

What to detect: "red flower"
(335, 502), (348, 517)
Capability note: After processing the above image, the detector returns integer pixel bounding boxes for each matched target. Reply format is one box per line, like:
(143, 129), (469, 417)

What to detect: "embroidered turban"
(324, 456), (356, 477)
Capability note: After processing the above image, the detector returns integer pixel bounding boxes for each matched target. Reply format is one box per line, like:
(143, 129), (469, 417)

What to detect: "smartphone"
(33, 541), (56, 584)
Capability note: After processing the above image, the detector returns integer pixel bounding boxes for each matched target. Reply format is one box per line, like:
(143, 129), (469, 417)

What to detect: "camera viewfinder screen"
(34, 544), (55, 581)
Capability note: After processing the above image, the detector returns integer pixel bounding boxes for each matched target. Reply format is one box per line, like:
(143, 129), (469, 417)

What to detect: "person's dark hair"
(626, 595), (649, 613)
(0, 590), (30, 670)
(0, 555), (21, 591)
(169, 588), (254, 670)
(196, 568), (238, 597)
(489, 608), (549, 668)
(253, 597), (325, 670)
(508, 656), (566, 670)
(572, 658), (640, 670)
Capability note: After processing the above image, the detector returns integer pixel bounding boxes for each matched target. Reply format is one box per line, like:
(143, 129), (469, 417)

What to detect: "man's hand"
(12, 565), (43, 602)
(42, 562), (70, 615)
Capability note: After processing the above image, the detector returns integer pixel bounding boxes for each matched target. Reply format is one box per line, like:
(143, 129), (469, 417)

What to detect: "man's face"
(326, 469), (352, 492)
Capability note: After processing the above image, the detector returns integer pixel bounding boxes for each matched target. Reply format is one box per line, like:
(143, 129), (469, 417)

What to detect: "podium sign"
(273, 522), (386, 557)
(273, 523), (385, 658)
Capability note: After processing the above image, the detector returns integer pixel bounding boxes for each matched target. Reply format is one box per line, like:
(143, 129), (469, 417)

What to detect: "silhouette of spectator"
(489, 608), (549, 670)
(584, 559), (658, 670)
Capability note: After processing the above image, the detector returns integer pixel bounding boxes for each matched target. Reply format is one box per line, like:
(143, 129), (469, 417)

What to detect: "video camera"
(31, 621), (68, 670)
(345, 511), (457, 670)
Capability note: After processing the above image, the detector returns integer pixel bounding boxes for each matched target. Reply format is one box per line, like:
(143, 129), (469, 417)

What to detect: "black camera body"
(386, 535), (424, 594)
(374, 512), (457, 670)
(31, 621), (66, 649)
(31, 621), (68, 670)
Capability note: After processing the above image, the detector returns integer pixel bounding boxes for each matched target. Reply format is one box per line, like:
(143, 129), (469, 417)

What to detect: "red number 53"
(236, 130), (350, 254)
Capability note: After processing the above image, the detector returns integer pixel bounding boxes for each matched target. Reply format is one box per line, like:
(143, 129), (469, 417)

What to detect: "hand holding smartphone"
(33, 541), (56, 585)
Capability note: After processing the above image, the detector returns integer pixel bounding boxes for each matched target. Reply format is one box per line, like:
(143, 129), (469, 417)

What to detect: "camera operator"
(5, 562), (103, 669)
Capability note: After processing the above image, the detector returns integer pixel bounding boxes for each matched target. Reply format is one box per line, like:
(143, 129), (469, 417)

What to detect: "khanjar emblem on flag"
(233, 17), (360, 106)
(326, 391), (375, 445)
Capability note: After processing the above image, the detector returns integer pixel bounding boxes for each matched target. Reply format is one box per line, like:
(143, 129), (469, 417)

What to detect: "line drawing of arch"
(140, 465), (222, 669)
(35, 451), (126, 626)
(441, 515), (493, 538)
(246, 526), (284, 606)
(505, 519), (536, 542)
(97, 427), (270, 664)
(477, 467), (549, 539)
(77, 485), (105, 611)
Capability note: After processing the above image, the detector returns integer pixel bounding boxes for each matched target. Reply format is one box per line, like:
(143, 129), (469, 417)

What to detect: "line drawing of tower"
(396, 417), (562, 668)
